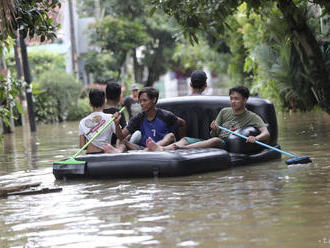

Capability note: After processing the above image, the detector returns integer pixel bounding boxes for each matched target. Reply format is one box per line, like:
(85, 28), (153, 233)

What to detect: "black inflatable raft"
(53, 96), (281, 179)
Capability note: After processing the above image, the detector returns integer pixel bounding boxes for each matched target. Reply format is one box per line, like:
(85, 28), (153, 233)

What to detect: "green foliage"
(84, 52), (121, 83)
(33, 70), (82, 123)
(33, 83), (58, 123)
(66, 98), (92, 122)
(172, 39), (230, 76)
(79, 0), (178, 86)
(239, 3), (317, 111)
(90, 16), (148, 53)
(0, 74), (23, 140)
(0, 0), (61, 43)
(153, 0), (329, 112)
(141, 12), (177, 85)
(77, 0), (145, 20)
(6, 51), (65, 81)
(86, 16), (149, 82)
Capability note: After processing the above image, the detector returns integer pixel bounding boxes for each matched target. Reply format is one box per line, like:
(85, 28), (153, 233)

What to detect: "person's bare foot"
(173, 144), (186, 150)
(163, 143), (176, 150)
(145, 137), (164, 151)
(104, 143), (121, 154)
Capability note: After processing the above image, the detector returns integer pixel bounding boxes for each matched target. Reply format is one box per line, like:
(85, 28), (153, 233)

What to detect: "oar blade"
(285, 155), (311, 165)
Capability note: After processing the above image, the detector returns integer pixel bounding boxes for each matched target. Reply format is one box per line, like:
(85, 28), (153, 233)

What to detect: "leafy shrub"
(5, 50), (65, 81)
(0, 75), (23, 138)
(33, 83), (58, 123)
(66, 98), (92, 121)
(33, 70), (82, 123)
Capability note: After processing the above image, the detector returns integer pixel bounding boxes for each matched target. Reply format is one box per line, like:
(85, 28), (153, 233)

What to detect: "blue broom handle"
(218, 125), (296, 158)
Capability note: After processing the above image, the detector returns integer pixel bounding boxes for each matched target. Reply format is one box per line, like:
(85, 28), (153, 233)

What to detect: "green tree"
(0, 0), (60, 44)
(172, 38), (230, 79)
(6, 51), (65, 81)
(0, 0), (61, 139)
(152, 0), (330, 113)
(86, 16), (149, 83)
(78, 0), (178, 86)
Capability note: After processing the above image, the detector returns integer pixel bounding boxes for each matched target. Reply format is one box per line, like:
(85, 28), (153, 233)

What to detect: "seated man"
(120, 87), (186, 151)
(104, 82), (127, 145)
(146, 85), (269, 151)
(79, 89), (124, 154)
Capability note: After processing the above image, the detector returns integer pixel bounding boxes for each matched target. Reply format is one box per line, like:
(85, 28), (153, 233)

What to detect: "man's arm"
(121, 127), (131, 140)
(246, 126), (270, 143)
(113, 112), (124, 140)
(80, 135), (86, 148)
(177, 117), (186, 138)
(210, 120), (221, 137)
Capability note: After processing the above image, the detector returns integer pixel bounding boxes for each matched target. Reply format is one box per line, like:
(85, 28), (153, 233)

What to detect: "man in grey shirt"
(146, 85), (270, 151)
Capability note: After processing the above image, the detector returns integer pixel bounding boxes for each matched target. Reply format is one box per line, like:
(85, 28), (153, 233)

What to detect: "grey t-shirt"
(123, 97), (142, 119)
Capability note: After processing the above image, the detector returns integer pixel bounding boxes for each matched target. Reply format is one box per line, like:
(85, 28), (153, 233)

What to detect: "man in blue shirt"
(119, 87), (186, 151)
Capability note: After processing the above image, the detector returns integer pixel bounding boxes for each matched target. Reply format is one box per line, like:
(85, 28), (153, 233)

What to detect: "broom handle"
(218, 125), (296, 158)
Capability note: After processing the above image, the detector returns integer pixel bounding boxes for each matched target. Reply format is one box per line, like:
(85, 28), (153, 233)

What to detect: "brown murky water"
(0, 112), (330, 248)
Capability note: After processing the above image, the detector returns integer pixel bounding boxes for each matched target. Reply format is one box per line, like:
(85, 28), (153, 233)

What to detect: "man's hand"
(113, 112), (121, 125)
(210, 120), (219, 131)
(246, 136), (257, 143)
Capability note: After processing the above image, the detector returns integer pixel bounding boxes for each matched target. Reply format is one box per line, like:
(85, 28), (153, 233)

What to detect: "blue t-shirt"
(126, 108), (178, 146)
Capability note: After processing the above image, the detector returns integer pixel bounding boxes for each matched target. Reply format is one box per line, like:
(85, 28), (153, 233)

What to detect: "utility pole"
(68, 0), (79, 80)
(19, 31), (36, 132)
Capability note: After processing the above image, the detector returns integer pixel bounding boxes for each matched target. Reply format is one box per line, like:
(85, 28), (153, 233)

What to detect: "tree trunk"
(14, 38), (23, 80)
(14, 37), (29, 129)
(133, 49), (144, 84)
(278, 0), (330, 114)
(146, 67), (156, 87)
(19, 31), (37, 132)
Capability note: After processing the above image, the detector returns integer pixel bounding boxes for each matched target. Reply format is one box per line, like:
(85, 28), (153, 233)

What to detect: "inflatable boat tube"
(53, 96), (281, 179)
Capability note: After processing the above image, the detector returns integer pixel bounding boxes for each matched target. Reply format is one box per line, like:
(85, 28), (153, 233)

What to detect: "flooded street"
(0, 112), (330, 248)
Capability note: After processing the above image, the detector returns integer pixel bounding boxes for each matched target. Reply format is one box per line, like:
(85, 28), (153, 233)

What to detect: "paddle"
(54, 107), (125, 166)
(218, 125), (311, 165)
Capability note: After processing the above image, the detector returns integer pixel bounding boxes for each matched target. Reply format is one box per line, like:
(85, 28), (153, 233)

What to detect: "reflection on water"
(0, 112), (330, 248)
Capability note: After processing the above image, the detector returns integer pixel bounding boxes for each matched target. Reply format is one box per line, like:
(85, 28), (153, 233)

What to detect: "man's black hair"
(89, 89), (105, 108)
(106, 82), (121, 101)
(138, 87), (159, 103)
(191, 70), (207, 89)
(229, 85), (250, 99)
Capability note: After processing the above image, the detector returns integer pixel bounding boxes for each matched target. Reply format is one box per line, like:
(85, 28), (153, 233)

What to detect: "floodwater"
(0, 112), (330, 248)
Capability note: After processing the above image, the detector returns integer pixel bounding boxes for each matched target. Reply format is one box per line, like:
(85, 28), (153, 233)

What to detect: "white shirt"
(79, 112), (116, 150)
